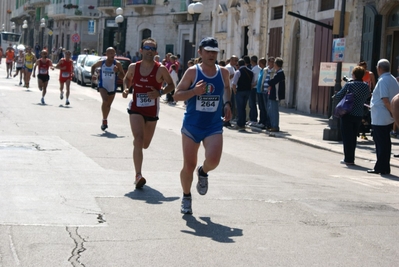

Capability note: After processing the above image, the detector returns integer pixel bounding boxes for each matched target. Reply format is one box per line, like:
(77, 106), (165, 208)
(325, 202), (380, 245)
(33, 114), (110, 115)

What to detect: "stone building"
(4, 0), (399, 117)
(211, 0), (399, 116)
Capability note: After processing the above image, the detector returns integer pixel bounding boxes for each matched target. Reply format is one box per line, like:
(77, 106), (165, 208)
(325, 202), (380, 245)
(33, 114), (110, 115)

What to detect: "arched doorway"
(385, 4), (399, 76)
(289, 20), (300, 109)
(361, 5), (381, 77)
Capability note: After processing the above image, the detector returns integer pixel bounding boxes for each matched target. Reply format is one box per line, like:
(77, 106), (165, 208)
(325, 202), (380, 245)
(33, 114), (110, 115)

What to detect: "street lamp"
(115, 7), (124, 55)
(22, 20), (28, 45)
(11, 22), (15, 33)
(187, 0), (204, 58)
(40, 18), (46, 50)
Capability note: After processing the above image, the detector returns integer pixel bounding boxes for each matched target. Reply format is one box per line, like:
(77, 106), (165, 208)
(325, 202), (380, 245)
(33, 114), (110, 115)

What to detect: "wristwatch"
(159, 89), (164, 96)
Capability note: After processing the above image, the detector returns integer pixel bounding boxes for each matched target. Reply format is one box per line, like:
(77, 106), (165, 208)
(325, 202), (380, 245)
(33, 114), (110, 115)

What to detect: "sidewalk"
(166, 99), (399, 169)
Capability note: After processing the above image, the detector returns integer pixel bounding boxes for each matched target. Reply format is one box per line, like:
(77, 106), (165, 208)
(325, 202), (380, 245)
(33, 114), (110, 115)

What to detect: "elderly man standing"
(367, 59), (399, 175)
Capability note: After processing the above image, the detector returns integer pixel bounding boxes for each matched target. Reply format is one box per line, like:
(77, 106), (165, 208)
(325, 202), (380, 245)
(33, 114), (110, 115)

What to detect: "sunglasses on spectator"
(142, 46), (157, 51)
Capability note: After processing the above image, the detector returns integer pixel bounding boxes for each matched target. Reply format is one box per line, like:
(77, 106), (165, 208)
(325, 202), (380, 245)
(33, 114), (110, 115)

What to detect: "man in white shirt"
(224, 55), (238, 126)
(249, 55), (261, 125)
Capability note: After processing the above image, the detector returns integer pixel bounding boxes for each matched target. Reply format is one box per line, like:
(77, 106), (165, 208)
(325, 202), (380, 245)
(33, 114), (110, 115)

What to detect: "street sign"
(88, 20), (95, 35)
(71, 33), (80, 43)
(332, 38), (345, 62)
(48, 30), (53, 36)
(318, 62), (358, 87)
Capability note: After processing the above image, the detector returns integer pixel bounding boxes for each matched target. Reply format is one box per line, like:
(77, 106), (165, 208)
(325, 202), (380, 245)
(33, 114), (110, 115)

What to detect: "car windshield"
(85, 58), (100, 66)
(119, 60), (130, 69)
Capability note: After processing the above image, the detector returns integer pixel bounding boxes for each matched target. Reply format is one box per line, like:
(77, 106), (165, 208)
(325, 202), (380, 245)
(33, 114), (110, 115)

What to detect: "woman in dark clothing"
(335, 66), (370, 165)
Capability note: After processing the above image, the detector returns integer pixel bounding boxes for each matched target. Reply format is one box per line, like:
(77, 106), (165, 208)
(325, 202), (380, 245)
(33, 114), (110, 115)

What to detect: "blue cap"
(199, 37), (220, 52)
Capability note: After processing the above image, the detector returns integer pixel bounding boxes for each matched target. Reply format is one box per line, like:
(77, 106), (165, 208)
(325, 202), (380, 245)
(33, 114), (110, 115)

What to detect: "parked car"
(91, 56), (131, 91)
(77, 55), (101, 86)
(72, 54), (86, 82)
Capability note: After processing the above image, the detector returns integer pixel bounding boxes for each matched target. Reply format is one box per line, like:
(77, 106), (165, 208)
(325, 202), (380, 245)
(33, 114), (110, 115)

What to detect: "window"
(320, 0), (335, 11)
(142, 29), (151, 40)
(272, 6), (283, 20)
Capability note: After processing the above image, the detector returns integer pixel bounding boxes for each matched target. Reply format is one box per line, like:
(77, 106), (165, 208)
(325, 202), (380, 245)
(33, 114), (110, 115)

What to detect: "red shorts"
(59, 76), (72, 83)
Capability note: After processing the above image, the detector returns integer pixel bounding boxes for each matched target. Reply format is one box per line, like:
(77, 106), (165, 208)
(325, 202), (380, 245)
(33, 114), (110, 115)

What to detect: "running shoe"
(181, 196), (193, 214)
(19, 81), (22, 85)
(39, 87), (42, 91)
(101, 120), (108, 131)
(196, 166), (208, 195)
(41, 98), (45, 105)
(135, 174), (146, 189)
(60, 92), (64, 100)
(65, 100), (70, 106)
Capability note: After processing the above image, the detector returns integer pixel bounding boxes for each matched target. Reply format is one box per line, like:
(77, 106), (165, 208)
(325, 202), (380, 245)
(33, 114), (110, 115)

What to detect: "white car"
(73, 54), (86, 82)
(77, 55), (100, 86)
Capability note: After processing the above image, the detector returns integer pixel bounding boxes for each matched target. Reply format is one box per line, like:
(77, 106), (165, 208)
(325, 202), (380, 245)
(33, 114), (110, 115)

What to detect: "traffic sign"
(71, 33), (80, 43)
(48, 30), (53, 36)
(318, 62), (358, 87)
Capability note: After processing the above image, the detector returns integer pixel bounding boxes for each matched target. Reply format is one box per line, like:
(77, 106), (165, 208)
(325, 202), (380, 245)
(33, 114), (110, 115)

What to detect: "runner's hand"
(147, 87), (160, 99)
(193, 80), (206, 95)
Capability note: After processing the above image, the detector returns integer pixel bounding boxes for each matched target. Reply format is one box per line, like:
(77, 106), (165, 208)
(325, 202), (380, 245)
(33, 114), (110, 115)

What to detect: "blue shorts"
(181, 124), (223, 143)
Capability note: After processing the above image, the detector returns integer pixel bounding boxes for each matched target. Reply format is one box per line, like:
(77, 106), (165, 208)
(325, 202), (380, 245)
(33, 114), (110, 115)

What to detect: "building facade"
(3, 0), (399, 117)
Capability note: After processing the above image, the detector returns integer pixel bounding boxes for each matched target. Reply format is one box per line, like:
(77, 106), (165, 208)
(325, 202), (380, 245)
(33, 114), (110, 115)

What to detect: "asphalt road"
(0, 65), (398, 266)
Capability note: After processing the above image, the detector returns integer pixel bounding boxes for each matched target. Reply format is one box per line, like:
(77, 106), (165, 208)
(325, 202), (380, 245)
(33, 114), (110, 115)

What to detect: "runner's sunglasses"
(142, 46), (157, 51)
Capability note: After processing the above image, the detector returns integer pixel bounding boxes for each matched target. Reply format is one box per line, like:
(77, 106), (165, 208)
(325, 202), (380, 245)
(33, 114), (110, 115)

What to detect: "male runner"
(91, 47), (125, 131)
(14, 49), (25, 85)
(24, 47), (36, 89)
(55, 50), (74, 105)
(122, 38), (175, 189)
(5, 47), (14, 78)
(32, 50), (54, 104)
(173, 37), (231, 214)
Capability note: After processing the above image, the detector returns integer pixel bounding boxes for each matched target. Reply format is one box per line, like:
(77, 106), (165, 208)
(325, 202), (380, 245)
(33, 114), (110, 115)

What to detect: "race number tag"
(136, 93), (155, 107)
(62, 72), (70, 77)
(196, 95), (220, 112)
(39, 68), (47, 74)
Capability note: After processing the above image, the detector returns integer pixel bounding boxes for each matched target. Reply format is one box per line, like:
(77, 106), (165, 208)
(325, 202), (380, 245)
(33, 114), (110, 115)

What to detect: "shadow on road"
(181, 215), (243, 243)
(92, 131), (124, 139)
(125, 186), (179, 205)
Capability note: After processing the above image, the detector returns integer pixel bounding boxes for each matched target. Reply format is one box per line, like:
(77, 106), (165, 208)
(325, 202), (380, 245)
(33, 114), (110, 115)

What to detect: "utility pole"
(323, 0), (346, 141)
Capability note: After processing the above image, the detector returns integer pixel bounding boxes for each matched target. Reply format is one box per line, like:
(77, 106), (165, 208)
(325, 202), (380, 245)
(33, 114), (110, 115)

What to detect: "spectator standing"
(126, 51), (132, 60)
(267, 57), (285, 132)
(334, 66), (370, 165)
(367, 59), (399, 175)
(224, 55), (238, 126)
(254, 58), (267, 128)
(132, 51), (140, 63)
(249, 55), (260, 125)
(34, 43), (41, 58)
(232, 59), (255, 130)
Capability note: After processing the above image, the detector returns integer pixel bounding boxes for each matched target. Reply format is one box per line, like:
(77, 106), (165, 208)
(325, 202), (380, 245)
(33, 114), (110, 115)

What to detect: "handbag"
(334, 85), (354, 118)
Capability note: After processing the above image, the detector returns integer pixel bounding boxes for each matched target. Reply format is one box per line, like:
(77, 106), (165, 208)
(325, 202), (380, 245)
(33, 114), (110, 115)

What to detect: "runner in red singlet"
(122, 38), (175, 189)
(55, 50), (73, 105)
(32, 50), (54, 104)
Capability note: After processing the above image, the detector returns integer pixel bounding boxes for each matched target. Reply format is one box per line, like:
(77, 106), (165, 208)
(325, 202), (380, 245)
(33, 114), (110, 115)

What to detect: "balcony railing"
(47, 3), (67, 18)
(65, 5), (100, 18)
(11, 5), (27, 18)
(30, 0), (51, 5)
(126, 0), (155, 5)
(98, 0), (123, 8)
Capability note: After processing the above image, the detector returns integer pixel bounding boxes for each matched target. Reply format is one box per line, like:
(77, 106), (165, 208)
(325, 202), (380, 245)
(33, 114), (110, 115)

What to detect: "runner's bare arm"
(116, 61), (125, 81)
(174, 67), (206, 101)
(221, 67), (232, 121)
(122, 63), (136, 98)
(160, 65), (175, 94)
(91, 60), (102, 76)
